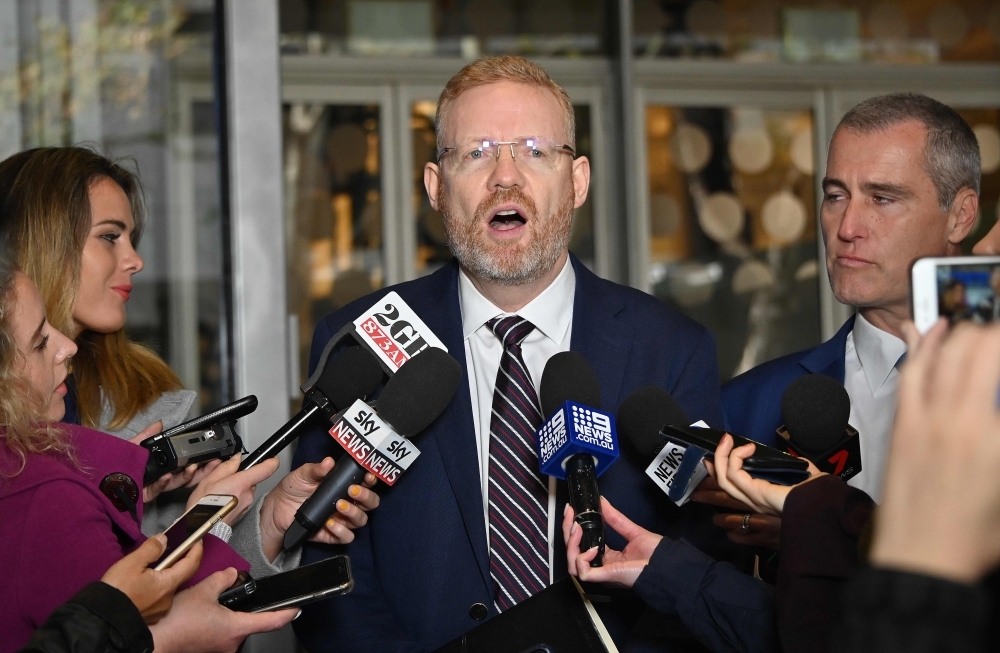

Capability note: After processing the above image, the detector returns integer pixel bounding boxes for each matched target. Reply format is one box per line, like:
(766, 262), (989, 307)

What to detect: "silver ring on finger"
(739, 513), (751, 534)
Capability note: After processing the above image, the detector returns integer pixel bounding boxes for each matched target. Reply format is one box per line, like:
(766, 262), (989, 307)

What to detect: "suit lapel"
(799, 315), (855, 383)
(417, 263), (492, 589)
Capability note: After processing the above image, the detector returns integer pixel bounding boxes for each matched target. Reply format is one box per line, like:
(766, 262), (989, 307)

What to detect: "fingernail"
(349, 485), (361, 498)
(326, 517), (337, 528)
(570, 522), (578, 535)
(563, 504), (569, 516)
(337, 499), (350, 512)
(293, 609), (303, 621)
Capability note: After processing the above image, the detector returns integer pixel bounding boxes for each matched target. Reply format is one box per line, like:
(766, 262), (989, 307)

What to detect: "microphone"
(142, 395), (258, 485)
(239, 345), (384, 470)
(283, 347), (462, 550)
(616, 386), (708, 504)
(777, 374), (862, 481)
(537, 352), (619, 567)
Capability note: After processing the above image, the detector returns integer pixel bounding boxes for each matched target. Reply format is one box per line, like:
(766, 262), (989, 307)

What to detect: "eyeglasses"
(437, 138), (575, 174)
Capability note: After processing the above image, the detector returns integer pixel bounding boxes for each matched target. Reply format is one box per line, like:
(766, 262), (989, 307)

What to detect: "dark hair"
(836, 93), (981, 210)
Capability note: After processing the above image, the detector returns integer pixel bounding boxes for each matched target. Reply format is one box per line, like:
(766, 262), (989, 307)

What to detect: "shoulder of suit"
(722, 343), (821, 403)
(585, 272), (711, 342)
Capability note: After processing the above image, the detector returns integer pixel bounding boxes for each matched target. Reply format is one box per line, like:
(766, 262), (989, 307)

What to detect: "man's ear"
(947, 187), (980, 245)
(424, 162), (442, 212)
(571, 156), (591, 209)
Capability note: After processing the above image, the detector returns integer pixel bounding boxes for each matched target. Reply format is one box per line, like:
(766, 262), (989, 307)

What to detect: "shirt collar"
(852, 312), (907, 395)
(459, 257), (576, 344)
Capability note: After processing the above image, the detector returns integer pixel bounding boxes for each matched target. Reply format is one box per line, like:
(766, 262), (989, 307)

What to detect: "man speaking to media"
(291, 57), (724, 652)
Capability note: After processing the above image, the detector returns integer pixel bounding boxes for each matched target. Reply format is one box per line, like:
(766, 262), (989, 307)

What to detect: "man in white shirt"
(718, 93), (981, 546)
(293, 56), (727, 653)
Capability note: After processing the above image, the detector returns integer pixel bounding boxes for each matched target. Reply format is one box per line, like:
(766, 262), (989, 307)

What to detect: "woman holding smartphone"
(0, 147), (378, 577)
(0, 256), (298, 652)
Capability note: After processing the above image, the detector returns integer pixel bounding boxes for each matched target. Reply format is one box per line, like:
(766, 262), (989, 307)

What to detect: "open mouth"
(489, 208), (528, 232)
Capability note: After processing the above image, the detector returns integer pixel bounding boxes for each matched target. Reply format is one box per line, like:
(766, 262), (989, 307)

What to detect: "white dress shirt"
(459, 258), (575, 584)
(843, 313), (907, 503)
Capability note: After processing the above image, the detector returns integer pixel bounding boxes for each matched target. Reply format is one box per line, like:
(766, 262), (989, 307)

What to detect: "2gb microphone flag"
(537, 401), (619, 480)
(327, 399), (421, 486)
(353, 292), (448, 372)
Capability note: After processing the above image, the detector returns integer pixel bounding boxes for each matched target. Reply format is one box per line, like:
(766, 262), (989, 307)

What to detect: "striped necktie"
(486, 315), (549, 611)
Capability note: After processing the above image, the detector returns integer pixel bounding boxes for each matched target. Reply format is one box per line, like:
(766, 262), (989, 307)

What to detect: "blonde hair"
(0, 261), (73, 476)
(435, 56), (576, 152)
(0, 147), (181, 430)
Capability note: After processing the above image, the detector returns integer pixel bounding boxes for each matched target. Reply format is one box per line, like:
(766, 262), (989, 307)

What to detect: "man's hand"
(186, 455), (280, 526)
(562, 499), (662, 589)
(872, 319), (1000, 583)
(149, 568), (297, 653)
(100, 535), (203, 624)
(690, 475), (756, 512)
(259, 458), (379, 562)
(130, 421), (222, 503)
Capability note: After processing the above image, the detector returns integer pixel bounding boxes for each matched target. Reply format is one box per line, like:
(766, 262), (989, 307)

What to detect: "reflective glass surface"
(0, 0), (227, 411)
(633, 1), (1000, 63)
(280, 0), (608, 57)
(645, 105), (820, 380)
(283, 103), (385, 386)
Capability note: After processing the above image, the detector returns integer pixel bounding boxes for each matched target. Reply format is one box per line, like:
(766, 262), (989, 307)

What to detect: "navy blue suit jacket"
(291, 256), (725, 653)
(722, 317), (855, 447)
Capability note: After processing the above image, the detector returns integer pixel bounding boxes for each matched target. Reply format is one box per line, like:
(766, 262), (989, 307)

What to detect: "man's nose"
(487, 146), (525, 189)
(837, 197), (869, 241)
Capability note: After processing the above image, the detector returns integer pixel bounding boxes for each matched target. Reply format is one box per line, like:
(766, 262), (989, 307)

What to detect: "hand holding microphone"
(282, 347), (461, 551)
(537, 352), (620, 567)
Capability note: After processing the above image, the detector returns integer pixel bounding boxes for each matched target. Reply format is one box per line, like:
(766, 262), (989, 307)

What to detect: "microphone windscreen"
(781, 374), (851, 454)
(377, 348), (462, 436)
(617, 386), (690, 459)
(539, 351), (601, 416)
(314, 346), (385, 410)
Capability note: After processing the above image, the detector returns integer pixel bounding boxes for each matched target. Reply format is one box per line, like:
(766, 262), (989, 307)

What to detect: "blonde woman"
(0, 147), (378, 578)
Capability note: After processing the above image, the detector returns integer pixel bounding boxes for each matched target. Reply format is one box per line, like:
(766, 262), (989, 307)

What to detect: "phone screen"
(936, 262), (1000, 324)
(155, 502), (224, 567)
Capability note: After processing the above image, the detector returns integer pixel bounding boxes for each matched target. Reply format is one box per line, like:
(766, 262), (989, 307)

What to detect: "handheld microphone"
(777, 374), (862, 481)
(536, 352), (619, 567)
(616, 387), (707, 504)
(283, 347), (461, 550)
(239, 346), (384, 470)
(141, 395), (257, 485)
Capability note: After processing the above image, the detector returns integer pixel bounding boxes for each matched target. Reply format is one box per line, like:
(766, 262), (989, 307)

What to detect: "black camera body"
(141, 395), (256, 485)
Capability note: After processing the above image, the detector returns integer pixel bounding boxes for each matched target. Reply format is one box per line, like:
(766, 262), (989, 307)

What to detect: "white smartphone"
(153, 494), (237, 571)
(911, 256), (1000, 333)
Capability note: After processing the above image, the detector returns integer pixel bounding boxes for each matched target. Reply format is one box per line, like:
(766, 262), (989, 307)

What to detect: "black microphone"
(617, 386), (691, 461)
(283, 347), (462, 550)
(538, 351), (619, 567)
(777, 374), (862, 481)
(239, 346), (384, 470)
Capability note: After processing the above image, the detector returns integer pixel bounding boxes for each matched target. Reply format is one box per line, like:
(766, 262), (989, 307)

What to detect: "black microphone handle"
(565, 454), (605, 567)
(239, 404), (321, 471)
(283, 453), (368, 551)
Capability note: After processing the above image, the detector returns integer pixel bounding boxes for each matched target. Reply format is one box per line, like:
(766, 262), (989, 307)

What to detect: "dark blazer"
(292, 256), (727, 653)
(722, 317), (855, 447)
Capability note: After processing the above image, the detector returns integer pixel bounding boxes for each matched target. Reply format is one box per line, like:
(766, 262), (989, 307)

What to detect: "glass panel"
(958, 109), (1000, 253)
(411, 101), (596, 277)
(284, 103), (385, 387)
(645, 105), (820, 380)
(0, 1), (226, 412)
(633, 0), (1000, 63)
(280, 0), (608, 58)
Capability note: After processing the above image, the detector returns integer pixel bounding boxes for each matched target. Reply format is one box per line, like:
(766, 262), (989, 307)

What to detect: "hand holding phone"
(154, 495), (237, 571)
(218, 556), (353, 612)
